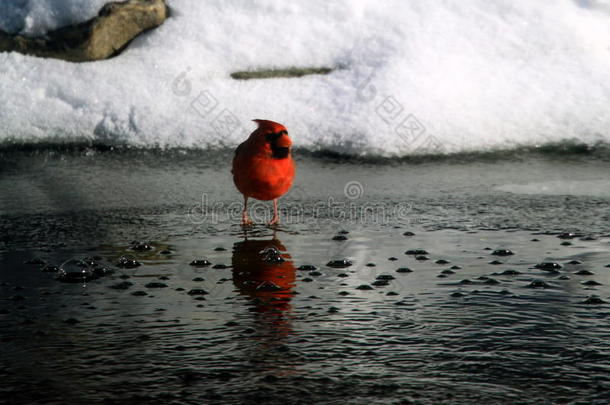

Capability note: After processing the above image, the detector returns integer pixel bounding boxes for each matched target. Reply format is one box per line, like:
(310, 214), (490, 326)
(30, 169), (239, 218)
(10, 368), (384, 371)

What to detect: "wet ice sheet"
(497, 179), (610, 197)
(1, 228), (610, 404)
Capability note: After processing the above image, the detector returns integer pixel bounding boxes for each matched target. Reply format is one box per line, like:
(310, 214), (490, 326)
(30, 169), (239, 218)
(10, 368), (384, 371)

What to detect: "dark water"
(1, 149), (609, 404)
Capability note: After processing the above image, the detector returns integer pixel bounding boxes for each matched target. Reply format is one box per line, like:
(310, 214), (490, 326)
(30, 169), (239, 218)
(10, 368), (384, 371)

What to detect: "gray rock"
(0, 0), (168, 62)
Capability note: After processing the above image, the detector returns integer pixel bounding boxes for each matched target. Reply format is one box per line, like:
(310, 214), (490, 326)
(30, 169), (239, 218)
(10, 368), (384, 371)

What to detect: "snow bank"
(1, 0), (610, 156)
(0, 0), (108, 35)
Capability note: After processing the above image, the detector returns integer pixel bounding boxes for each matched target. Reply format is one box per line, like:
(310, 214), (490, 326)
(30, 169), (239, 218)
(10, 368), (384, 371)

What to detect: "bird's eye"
(265, 132), (281, 143)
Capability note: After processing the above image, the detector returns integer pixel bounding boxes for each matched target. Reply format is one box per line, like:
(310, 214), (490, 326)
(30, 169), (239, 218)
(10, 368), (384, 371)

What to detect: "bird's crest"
(252, 119), (287, 133)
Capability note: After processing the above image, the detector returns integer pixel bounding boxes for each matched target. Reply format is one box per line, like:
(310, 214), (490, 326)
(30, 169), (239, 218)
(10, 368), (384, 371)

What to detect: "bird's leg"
(268, 198), (280, 226)
(241, 196), (254, 226)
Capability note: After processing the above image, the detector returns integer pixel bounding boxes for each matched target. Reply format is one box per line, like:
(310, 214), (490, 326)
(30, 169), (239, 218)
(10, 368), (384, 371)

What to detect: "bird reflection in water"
(232, 234), (296, 334)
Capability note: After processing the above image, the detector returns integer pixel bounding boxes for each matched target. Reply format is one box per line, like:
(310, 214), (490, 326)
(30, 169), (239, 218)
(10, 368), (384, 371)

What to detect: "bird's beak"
(275, 134), (292, 148)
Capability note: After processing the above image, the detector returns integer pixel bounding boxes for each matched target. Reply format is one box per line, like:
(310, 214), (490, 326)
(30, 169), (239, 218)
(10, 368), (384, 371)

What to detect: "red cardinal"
(232, 119), (295, 226)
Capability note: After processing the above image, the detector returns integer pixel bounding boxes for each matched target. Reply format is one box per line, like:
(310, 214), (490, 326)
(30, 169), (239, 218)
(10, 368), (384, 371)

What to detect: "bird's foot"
(268, 216), (280, 226)
(241, 215), (254, 227)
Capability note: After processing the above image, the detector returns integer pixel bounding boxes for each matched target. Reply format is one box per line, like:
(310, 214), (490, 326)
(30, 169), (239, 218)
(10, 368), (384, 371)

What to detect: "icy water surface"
(2, 227), (610, 404)
(1, 149), (609, 404)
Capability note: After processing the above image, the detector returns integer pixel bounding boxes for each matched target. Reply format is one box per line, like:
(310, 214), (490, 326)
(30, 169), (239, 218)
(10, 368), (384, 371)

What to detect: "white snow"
(1, 0), (610, 156)
(0, 0), (108, 36)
